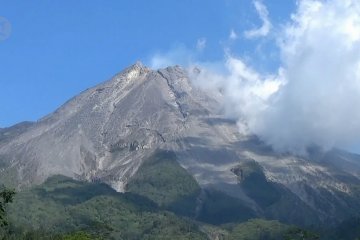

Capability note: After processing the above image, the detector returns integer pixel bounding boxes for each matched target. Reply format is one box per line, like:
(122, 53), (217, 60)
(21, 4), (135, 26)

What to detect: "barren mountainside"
(1, 62), (360, 227)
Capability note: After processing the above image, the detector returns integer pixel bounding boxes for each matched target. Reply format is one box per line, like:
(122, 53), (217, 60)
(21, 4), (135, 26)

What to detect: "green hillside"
(126, 150), (201, 217)
(0, 152), (348, 239)
(3, 175), (207, 240)
(225, 219), (319, 240)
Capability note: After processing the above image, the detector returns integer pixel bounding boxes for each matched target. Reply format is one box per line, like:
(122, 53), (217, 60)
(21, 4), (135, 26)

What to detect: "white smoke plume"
(261, 0), (360, 153)
(151, 0), (360, 154)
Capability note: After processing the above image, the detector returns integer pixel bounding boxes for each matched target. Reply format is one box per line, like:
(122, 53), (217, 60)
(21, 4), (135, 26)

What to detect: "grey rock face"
(0, 62), (218, 191)
(1, 62), (360, 224)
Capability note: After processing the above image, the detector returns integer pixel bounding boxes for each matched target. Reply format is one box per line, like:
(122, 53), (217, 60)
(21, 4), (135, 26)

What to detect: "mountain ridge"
(1, 62), (360, 227)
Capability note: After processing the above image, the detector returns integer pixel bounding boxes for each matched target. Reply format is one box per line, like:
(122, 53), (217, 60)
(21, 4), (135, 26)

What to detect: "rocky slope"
(1, 62), (360, 226)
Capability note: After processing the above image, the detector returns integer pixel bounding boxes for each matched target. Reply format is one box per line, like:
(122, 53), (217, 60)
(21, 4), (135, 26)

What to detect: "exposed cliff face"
(1, 62), (360, 225)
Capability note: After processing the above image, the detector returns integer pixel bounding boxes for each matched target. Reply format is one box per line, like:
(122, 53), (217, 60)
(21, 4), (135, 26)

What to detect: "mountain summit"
(1, 63), (360, 227)
(0, 63), (219, 190)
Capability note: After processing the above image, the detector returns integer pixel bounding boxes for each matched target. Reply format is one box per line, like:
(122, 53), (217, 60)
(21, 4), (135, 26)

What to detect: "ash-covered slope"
(1, 62), (360, 226)
(0, 62), (221, 191)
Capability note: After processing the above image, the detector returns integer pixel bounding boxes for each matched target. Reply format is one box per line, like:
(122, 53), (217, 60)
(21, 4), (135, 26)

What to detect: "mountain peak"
(3, 62), (360, 227)
(132, 61), (146, 69)
(121, 61), (150, 80)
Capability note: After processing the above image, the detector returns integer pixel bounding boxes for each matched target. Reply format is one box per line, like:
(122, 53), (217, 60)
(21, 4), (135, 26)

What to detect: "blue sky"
(0, 0), (296, 127)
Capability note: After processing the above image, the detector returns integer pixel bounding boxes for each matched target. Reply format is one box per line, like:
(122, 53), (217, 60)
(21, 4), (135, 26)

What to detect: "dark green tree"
(0, 188), (15, 227)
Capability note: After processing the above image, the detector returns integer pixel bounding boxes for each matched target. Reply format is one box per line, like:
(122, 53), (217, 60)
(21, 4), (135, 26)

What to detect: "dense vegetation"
(2, 175), (207, 240)
(0, 151), (358, 239)
(225, 219), (320, 240)
(126, 150), (201, 217)
(233, 161), (321, 227)
(197, 189), (256, 225)
(0, 187), (15, 227)
(127, 151), (258, 225)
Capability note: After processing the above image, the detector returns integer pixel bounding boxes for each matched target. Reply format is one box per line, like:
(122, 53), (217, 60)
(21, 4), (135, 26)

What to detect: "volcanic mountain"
(1, 62), (360, 227)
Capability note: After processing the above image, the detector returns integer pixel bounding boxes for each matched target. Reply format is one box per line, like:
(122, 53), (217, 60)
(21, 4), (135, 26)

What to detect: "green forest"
(0, 152), (358, 240)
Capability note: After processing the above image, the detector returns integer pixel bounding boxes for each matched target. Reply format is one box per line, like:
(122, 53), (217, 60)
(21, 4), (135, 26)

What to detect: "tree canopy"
(0, 188), (15, 227)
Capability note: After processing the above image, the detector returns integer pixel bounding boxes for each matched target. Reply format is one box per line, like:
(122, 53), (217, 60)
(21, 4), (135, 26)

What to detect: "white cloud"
(196, 38), (207, 51)
(192, 0), (360, 154)
(149, 45), (194, 69)
(149, 39), (206, 69)
(229, 29), (238, 40)
(149, 0), (360, 155)
(244, 1), (272, 39)
(191, 56), (284, 136)
(259, 0), (360, 153)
